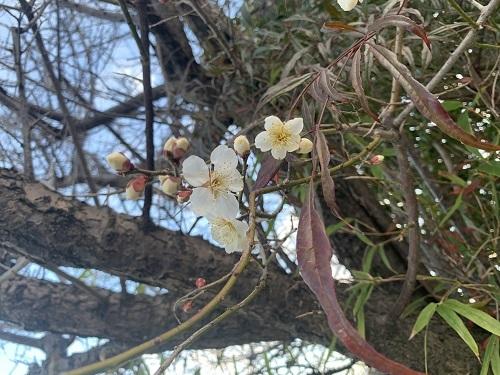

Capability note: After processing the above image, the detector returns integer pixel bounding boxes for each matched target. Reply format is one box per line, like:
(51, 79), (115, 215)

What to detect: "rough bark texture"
(0, 169), (479, 374)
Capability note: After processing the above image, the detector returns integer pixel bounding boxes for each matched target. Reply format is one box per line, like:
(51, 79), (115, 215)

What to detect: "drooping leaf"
(367, 15), (431, 50)
(409, 303), (437, 339)
(369, 43), (500, 152)
(258, 73), (312, 108)
(436, 304), (479, 359)
(296, 185), (424, 375)
(315, 131), (340, 216)
(351, 50), (379, 122)
(253, 155), (283, 190)
(443, 299), (500, 336)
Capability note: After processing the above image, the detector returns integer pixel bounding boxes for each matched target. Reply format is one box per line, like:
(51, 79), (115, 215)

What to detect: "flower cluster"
(182, 145), (248, 253)
(106, 116), (311, 253)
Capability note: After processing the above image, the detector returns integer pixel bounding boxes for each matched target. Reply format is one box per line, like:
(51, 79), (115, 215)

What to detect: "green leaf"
(477, 161), (500, 177)
(442, 100), (463, 112)
(439, 193), (463, 228)
(436, 304), (479, 358)
(493, 337), (500, 375)
(402, 296), (430, 319)
(326, 221), (348, 236)
(410, 302), (437, 339)
(377, 246), (397, 274)
(480, 335), (499, 375)
(443, 299), (500, 336)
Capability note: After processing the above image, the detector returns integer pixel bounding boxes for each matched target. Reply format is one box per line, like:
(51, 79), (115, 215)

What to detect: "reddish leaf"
(350, 50), (379, 122)
(253, 155), (283, 190)
(368, 15), (431, 50)
(315, 132), (340, 215)
(369, 43), (500, 152)
(310, 69), (350, 104)
(297, 186), (424, 375)
(323, 21), (360, 33)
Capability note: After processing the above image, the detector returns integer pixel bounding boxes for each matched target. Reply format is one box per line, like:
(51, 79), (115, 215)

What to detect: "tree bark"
(0, 169), (479, 374)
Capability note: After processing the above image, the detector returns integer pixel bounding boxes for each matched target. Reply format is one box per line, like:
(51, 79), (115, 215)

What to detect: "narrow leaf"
(351, 50), (379, 122)
(253, 156), (283, 190)
(315, 131), (340, 215)
(480, 336), (499, 375)
(443, 299), (500, 336)
(410, 303), (437, 339)
(369, 43), (500, 152)
(436, 305), (479, 358)
(296, 186), (424, 375)
(367, 15), (431, 50)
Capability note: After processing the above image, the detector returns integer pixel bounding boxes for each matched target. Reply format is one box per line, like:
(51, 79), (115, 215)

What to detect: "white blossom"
(182, 145), (243, 217)
(210, 217), (249, 253)
(254, 116), (303, 160)
(207, 201), (249, 254)
(337, 0), (363, 11)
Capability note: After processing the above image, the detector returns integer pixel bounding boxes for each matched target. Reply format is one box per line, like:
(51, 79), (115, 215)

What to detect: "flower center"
(209, 171), (225, 197)
(272, 126), (291, 145)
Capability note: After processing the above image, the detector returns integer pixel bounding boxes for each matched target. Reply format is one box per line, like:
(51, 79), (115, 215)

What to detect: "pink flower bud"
(106, 152), (134, 173)
(163, 136), (190, 160)
(181, 300), (193, 313)
(125, 175), (147, 200)
(195, 277), (206, 288)
(161, 176), (180, 197)
(370, 155), (385, 165)
(176, 189), (192, 203)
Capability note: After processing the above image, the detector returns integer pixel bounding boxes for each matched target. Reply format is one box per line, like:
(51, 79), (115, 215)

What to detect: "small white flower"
(182, 145), (243, 217)
(337, 0), (363, 11)
(255, 116), (303, 160)
(210, 217), (249, 253)
(297, 138), (313, 154)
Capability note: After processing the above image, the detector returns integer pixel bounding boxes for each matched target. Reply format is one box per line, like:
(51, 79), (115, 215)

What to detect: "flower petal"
(210, 145), (238, 170)
(264, 115), (283, 131)
(182, 156), (209, 187)
(189, 187), (212, 217)
(284, 117), (303, 135)
(270, 145), (288, 160)
(255, 131), (272, 152)
(285, 134), (301, 152)
(220, 168), (243, 192)
(337, 0), (358, 11)
(212, 192), (240, 219)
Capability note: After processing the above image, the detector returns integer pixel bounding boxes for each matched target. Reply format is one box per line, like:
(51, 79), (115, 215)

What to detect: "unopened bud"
(370, 155), (385, 165)
(163, 137), (177, 157)
(297, 138), (313, 154)
(106, 152), (133, 172)
(172, 137), (190, 160)
(176, 189), (192, 203)
(161, 176), (180, 197)
(126, 175), (147, 200)
(233, 135), (250, 157)
(195, 277), (206, 288)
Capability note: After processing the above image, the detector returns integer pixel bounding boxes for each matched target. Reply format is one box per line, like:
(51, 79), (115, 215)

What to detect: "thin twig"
(154, 254), (274, 374)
